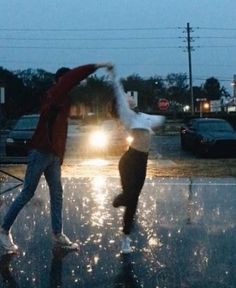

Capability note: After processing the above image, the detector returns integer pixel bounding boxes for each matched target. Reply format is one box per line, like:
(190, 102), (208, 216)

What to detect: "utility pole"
(186, 22), (194, 115)
(0, 83), (5, 125)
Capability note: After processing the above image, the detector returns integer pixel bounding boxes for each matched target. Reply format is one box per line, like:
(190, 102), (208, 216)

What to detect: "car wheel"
(194, 143), (207, 158)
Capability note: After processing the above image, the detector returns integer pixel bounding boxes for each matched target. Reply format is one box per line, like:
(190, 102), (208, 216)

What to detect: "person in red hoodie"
(0, 62), (113, 252)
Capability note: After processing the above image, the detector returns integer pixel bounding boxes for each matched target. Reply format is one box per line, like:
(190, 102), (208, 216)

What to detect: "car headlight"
(89, 131), (108, 149)
(126, 136), (133, 145)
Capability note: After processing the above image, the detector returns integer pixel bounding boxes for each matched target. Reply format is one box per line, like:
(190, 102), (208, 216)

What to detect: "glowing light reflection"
(80, 159), (108, 167)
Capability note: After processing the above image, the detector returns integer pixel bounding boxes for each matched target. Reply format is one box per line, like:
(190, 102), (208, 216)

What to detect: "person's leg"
(122, 151), (148, 235)
(115, 149), (148, 253)
(0, 149), (49, 251)
(44, 155), (63, 235)
(2, 150), (47, 232)
(44, 155), (78, 250)
(120, 170), (145, 254)
(113, 152), (130, 208)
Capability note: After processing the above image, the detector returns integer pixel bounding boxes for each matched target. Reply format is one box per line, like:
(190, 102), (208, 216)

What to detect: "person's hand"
(107, 66), (116, 78)
(106, 63), (114, 71)
(95, 62), (113, 70)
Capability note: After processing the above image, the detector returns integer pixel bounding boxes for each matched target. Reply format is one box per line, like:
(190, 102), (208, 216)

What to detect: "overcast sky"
(1, 0), (236, 93)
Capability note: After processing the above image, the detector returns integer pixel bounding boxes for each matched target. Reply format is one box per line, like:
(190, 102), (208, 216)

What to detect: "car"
(180, 117), (236, 157)
(5, 114), (40, 156)
(85, 119), (133, 156)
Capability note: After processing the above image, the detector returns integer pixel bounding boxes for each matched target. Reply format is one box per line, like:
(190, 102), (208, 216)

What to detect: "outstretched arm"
(48, 63), (113, 106)
(95, 62), (113, 70)
(108, 68), (136, 129)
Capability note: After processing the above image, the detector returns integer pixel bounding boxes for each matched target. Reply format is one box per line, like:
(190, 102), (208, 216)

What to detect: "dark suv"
(5, 114), (39, 156)
(180, 118), (236, 157)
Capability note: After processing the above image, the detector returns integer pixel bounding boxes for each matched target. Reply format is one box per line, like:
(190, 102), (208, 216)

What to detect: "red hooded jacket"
(30, 64), (97, 164)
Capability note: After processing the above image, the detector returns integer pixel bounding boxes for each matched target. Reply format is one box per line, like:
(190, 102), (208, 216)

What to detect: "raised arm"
(109, 69), (136, 129)
(48, 63), (113, 105)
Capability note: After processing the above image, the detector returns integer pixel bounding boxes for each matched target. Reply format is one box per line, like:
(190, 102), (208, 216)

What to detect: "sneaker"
(121, 235), (132, 254)
(113, 194), (127, 208)
(52, 233), (79, 250)
(0, 229), (18, 252)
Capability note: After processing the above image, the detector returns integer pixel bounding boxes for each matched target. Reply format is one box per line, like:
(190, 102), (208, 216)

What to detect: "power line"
(0, 45), (180, 50)
(0, 36), (181, 41)
(0, 59), (234, 68)
(0, 27), (179, 32)
(1, 26), (235, 32)
(198, 27), (236, 31)
(198, 36), (236, 39)
(197, 45), (236, 48)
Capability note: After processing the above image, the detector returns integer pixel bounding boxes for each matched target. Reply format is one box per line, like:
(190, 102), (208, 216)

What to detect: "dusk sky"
(1, 0), (236, 93)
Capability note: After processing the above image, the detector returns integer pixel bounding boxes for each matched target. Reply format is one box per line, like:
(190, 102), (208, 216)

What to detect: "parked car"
(180, 118), (236, 157)
(5, 114), (39, 156)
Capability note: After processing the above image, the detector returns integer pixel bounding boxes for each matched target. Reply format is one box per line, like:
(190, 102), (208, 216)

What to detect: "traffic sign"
(158, 98), (169, 110)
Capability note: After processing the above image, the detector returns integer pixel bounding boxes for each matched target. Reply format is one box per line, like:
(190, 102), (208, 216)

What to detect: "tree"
(165, 73), (188, 104)
(16, 69), (54, 112)
(122, 74), (166, 112)
(122, 74), (149, 110)
(70, 75), (113, 119)
(0, 67), (27, 119)
(203, 77), (221, 101)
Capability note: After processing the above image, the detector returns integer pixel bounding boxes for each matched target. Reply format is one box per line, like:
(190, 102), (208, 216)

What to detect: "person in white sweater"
(108, 68), (165, 253)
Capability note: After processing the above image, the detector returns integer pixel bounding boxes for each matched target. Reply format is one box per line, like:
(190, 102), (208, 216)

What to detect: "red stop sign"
(158, 98), (169, 110)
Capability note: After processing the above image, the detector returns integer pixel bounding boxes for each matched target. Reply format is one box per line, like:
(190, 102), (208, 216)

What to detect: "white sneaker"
(121, 235), (132, 254)
(52, 233), (79, 250)
(0, 229), (19, 252)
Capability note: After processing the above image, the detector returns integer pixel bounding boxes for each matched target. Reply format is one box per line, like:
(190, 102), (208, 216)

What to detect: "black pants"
(118, 147), (148, 234)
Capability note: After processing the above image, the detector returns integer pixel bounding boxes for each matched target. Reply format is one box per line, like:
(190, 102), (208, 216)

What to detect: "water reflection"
(0, 176), (236, 287)
(49, 247), (73, 288)
(186, 178), (194, 224)
(113, 254), (141, 288)
(0, 253), (19, 287)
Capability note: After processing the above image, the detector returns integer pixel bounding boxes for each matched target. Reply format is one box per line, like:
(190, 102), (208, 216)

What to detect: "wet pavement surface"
(0, 169), (236, 287)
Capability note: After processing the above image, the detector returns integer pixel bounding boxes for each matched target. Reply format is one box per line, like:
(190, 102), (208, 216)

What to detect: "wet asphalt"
(0, 126), (236, 287)
(0, 173), (236, 287)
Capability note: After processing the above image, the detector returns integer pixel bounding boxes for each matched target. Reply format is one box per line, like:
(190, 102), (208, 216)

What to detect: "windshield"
(14, 116), (39, 131)
(197, 121), (234, 132)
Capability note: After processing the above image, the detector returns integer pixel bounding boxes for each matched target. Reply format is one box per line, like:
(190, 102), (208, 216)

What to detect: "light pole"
(187, 23), (194, 115)
(0, 86), (5, 124)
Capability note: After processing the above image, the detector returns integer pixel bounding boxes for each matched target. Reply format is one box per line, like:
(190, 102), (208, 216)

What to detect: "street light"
(196, 98), (207, 117)
(183, 105), (190, 112)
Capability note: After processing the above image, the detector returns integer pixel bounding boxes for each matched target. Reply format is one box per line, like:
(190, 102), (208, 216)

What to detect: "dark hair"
(55, 67), (71, 82)
(111, 97), (119, 118)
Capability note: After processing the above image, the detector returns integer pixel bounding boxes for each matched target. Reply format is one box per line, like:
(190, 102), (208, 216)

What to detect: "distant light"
(183, 105), (190, 112)
(203, 102), (210, 109)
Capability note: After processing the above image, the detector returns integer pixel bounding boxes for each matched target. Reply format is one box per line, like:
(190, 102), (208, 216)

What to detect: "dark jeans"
(118, 147), (148, 234)
(2, 149), (63, 234)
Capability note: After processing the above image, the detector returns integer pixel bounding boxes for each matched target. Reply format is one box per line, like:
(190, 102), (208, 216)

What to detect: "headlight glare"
(89, 131), (108, 148)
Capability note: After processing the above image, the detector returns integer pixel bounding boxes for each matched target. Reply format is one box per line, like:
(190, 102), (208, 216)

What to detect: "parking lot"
(1, 123), (236, 287)
(2, 124), (236, 178)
